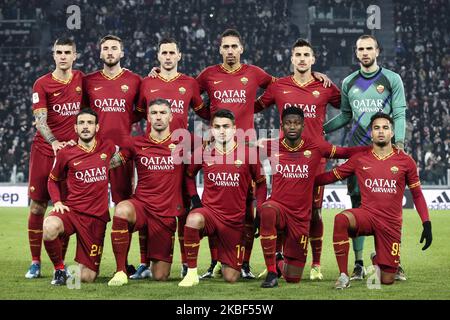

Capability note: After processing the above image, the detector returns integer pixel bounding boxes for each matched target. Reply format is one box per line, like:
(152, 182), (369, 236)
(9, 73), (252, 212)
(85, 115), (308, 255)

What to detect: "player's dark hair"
(292, 38), (314, 56)
(211, 109), (236, 125)
(148, 98), (171, 112)
(281, 107), (304, 121)
(76, 108), (98, 124)
(220, 29), (243, 45)
(356, 34), (380, 50)
(158, 37), (179, 52)
(99, 34), (123, 50)
(370, 112), (394, 128)
(53, 37), (76, 52)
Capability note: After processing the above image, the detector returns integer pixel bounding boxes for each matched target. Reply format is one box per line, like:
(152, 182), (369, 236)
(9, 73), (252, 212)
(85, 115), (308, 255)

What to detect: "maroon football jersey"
(82, 69), (141, 147)
(265, 138), (364, 220)
(328, 148), (421, 228)
(120, 134), (185, 217)
(32, 70), (83, 156)
(48, 139), (116, 222)
(187, 143), (265, 227)
(257, 76), (340, 141)
(197, 64), (274, 131)
(138, 73), (208, 131)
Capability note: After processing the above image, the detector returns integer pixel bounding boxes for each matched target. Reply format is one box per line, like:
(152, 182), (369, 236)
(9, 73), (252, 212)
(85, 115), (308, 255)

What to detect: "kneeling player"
(108, 99), (185, 286)
(43, 108), (120, 285)
(315, 113), (432, 289)
(179, 109), (267, 287)
(258, 107), (368, 288)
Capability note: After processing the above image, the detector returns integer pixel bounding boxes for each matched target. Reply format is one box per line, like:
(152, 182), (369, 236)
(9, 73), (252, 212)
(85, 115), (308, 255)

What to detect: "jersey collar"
(281, 138), (304, 152)
(77, 138), (97, 153)
(100, 68), (126, 80)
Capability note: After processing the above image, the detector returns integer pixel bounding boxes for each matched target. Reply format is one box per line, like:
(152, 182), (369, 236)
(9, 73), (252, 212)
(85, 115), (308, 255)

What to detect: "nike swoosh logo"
(53, 92), (61, 96)
(394, 260), (400, 264)
(363, 167), (371, 170)
(237, 263), (242, 266)
(74, 161), (82, 166)
(94, 87), (102, 91)
(150, 89), (159, 93)
(142, 146), (150, 150)
(213, 81), (222, 84)
(283, 91), (291, 94)
(206, 162), (214, 166)
(94, 262), (100, 265)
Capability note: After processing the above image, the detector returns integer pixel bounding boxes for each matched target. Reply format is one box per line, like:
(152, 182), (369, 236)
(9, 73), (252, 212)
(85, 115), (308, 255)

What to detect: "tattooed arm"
(34, 109), (68, 155)
(109, 152), (126, 169)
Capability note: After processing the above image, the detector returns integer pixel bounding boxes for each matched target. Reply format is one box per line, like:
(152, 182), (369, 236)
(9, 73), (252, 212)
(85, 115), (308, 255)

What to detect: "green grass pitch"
(0, 207), (449, 300)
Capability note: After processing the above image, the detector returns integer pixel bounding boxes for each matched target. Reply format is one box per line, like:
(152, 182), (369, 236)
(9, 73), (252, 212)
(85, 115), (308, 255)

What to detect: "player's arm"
(34, 109), (70, 155)
(314, 156), (356, 186)
(312, 71), (332, 88)
(47, 152), (69, 213)
(405, 157), (432, 250)
(254, 82), (276, 113)
(185, 156), (203, 208)
(109, 143), (135, 169)
(132, 77), (146, 123)
(250, 159), (268, 212)
(318, 140), (370, 159)
(191, 80), (210, 120)
(323, 81), (353, 133)
(390, 73), (407, 149)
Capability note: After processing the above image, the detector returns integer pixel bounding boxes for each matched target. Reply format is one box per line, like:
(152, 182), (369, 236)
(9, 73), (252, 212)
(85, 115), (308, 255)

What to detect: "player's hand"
(420, 220), (432, 250)
(51, 140), (67, 155)
(52, 201), (70, 214)
(313, 71), (332, 88)
(66, 139), (76, 147)
(394, 142), (405, 154)
(148, 66), (161, 78)
(190, 194), (203, 209)
(253, 212), (260, 238)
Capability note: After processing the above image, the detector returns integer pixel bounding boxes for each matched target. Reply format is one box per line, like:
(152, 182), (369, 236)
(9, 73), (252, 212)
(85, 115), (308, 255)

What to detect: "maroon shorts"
(347, 208), (401, 272)
(49, 210), (107, 273)
(312, 158), (327, 209)
(28, 145), (67, 202)
(193, 207), (244, 271)
(109, 160), (134, 205)
(264, 200), (310, 267)
(129, 198), (177, 263)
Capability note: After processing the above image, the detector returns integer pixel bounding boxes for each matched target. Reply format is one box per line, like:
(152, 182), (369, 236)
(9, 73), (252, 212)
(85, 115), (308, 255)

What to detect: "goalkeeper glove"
(420, 221), (432, 250)
(190, 194), (202, 209)
(253, 212), (260, 238)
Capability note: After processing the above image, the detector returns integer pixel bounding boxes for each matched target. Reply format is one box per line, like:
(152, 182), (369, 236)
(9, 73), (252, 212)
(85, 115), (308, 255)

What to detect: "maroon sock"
(61, 235), (70, 261)
(44, 238), (64, 270)
(243, 222), (254, 263)
(208, 235), (218, 262)
(178, 216), (187, 264)
(138, 228), (149, 265)
(260, 206), (278, 271)
(333, 214), (351, 275)
(28, 213), (44, 262)
(111, 216), (130, 273)
(184, 226), (200, 268)
(310, 217), (324, 266)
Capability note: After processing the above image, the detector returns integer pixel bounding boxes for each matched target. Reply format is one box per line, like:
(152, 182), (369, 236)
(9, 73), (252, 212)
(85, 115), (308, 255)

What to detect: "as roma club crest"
(100, 153), (107, 161)
(168, 143), (176, 151)
(376, 85), (384, 94)
(121, 84), (129, 93)
(179, 87), (186, 95)
(30, 186), (35, 193)
(235, 159), (243, 167)
(303, 150), (312, 158)
(240, 77), (248, 85)
(75, 86), (82, 94)
(390, 166), (399, 174)
(312, 90), (320, 98)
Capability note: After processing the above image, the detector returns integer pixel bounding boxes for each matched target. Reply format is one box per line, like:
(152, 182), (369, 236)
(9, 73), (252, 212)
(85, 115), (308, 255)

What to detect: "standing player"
(136, 38), (209, 279)
(26, 37), (83, 279)
(255, 39), (341, 280)
(315, 113), (432, 289)
(196, 29), (332, 279)
(43, 108), (120, 285)
(323, 35), (407, 280)
(108, 99), (186, 286)
(178, 109), (267, 287)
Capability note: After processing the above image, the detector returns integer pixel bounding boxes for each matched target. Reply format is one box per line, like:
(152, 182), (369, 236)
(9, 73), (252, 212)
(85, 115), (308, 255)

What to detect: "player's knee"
(30, 200), (47, 215)
(260, 205), (277, 226)
(186, 212), (203, 228)
(334, 213), (349, 231)
(43, 218), (61, 240)
(222, 267), (240, 283)
(285, 276), (301, 283)
(152, 269), (169, 281)
(114, 202), (132, 220)
(380, 270), (395, 285)
(81, 269), (97, 283)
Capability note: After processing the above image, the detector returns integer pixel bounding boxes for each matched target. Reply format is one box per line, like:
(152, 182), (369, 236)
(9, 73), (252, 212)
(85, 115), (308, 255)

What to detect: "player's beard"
(102, 56), (120, 68)
(79, 130), (95, 144)
(374, 140), (389, 147)
(360, 57), (375, 68)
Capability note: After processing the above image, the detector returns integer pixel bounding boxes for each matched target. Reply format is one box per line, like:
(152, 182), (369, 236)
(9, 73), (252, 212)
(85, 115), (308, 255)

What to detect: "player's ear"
(311, 55), (316, 65)
(95, 123), (100, 133)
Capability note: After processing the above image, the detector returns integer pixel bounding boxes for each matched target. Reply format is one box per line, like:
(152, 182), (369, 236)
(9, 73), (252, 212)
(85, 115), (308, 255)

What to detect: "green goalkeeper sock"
(353, 236), (365, 262)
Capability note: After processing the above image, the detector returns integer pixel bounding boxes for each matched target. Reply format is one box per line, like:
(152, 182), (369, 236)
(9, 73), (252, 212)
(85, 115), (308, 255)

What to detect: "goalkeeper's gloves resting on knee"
(420, 221), (432, 250)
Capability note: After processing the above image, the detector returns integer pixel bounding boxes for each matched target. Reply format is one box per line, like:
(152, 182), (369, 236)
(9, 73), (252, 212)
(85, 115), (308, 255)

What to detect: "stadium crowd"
(0, 0), (448, 184)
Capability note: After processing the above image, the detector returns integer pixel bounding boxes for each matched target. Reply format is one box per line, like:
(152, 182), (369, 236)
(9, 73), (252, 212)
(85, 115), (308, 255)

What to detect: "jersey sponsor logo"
(75, 166), (108, 183)
(312, 90), (320, 97)
(364, 178), (397, 194)
(179, 87), (186, 95)
(52, 102), (81, 116)
(207, 172), (240, 187)
(376, 85), (385, 94)
(121, 84), (129, 93)
(165, 99), (185, 114)
(93, 98), (126, 112)
(275, 164), (309, 179)
(351, 99), (384, 113)
(303, 150), (311, 158)
(73, 161), (82, 166)
(53, 92), (62, 97)
(140, 156), (175, 170)
(390, 166), (399, 174)
(94, 87), (102, 91)
(240, 77), (248, 85)
(213, 90), (246, 104)
(32, 92), (39, 104)
(150, 89), (160, 93)
(283, 103), (317, 118)
(213, 80), (223, 85)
